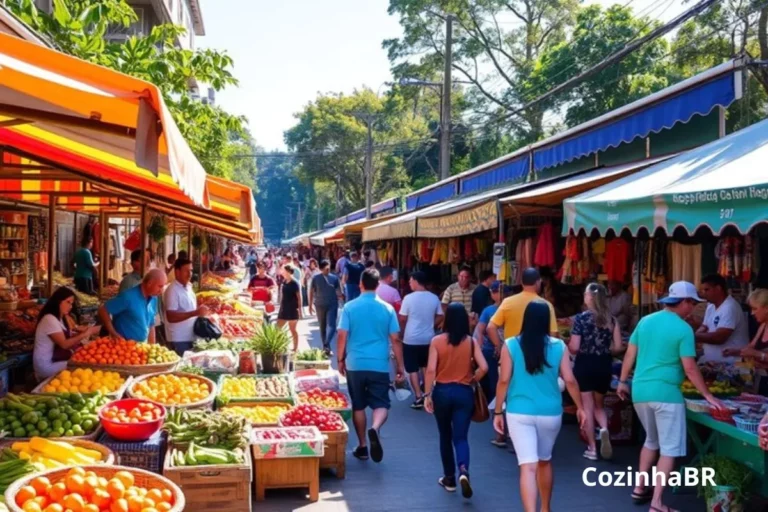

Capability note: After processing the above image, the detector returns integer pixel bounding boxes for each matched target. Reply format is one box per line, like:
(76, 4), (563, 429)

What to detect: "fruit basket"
(32, 368), (133, 399)
(710, 404), (738, 423)
(217, 374), (294, 405)
(219, 402), (293, 427)
(0, 437), (116, 466)
(4, 465), (185, 512)
(69, 339), (180, 376)
(251, 426), (325, 459)
(295, 388), (351, 421)
(99, 398), (166, 442)
(0, 393), (107, 441)
(128, 372), (216, 410)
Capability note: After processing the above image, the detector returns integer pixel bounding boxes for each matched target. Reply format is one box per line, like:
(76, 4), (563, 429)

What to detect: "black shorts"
(278, 307), (299, 321)
(346, 370), (390, 411)
(573, 354), (613, 395)
(403, 344), (430, 373)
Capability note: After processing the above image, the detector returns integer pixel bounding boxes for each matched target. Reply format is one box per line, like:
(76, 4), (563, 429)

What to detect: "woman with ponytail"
(568, 282), (625, 461)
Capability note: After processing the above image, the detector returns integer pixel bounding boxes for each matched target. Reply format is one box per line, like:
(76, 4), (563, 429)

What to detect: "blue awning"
(406, 181), (457, 210)
(533, 73), (737, 171)
(460, 155), (529, 194)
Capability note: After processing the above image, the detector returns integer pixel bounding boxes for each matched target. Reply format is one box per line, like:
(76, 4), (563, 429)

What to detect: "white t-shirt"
(34, 314), (68, 380)
(399, 291), (443, 345)
(163, 281), (198, 343)
(700, 296), (749, 363)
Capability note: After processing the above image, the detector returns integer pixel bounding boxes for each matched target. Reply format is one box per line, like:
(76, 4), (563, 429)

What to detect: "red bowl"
(99, 398), (166, 441)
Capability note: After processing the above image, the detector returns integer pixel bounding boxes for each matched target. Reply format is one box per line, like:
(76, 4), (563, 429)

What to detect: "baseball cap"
(490, 281), (512, 294)
(658, 281), (704, 304)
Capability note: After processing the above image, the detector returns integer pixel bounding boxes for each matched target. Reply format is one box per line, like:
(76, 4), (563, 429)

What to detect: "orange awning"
(0, 31), (208, 207)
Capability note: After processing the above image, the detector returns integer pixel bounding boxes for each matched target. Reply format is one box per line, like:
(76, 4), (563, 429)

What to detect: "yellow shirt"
(490, 291), (558, 339)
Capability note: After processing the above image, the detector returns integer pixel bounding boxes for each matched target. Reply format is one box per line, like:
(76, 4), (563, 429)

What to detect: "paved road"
(260, 315), (704, 511)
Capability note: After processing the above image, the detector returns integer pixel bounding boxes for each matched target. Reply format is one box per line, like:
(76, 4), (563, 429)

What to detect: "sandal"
(649, 506), (679, 512)
(631, 489), (652, 504)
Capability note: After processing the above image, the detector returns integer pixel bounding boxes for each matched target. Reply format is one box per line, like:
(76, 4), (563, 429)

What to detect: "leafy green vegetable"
(695, 454), (754, 503)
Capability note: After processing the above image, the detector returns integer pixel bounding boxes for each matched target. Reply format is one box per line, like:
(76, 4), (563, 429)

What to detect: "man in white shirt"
(696, 274), (749, 363)
(164, 258), (208, 356)
(398, 271), (444, 409)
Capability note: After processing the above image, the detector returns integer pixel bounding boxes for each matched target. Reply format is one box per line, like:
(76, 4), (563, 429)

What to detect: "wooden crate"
(163, 446), (252, 512)
(252, 455), (319, 502)
(320, 423), (348, 479)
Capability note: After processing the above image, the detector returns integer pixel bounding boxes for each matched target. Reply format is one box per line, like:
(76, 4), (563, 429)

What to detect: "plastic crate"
(98, 429), (167, 473)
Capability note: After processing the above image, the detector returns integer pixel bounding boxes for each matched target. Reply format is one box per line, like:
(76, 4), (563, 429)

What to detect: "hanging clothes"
(448, 238), (460, 264)
(604, 238), (631, 283)
(669, 242), (702, 285)
(533, 222), (556, 268)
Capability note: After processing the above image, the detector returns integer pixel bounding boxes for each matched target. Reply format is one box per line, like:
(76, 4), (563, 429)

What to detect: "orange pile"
(131, 374), (211, 406)
(14, 467), (175, 512)
(71, 339), (148, 366)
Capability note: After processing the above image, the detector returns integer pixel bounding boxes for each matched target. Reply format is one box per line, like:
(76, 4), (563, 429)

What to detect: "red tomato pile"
(296, 388), (348, 409)
(280, 404), (345, 431)
(102, 402), (163, 424)
(253, 427), (319, 441)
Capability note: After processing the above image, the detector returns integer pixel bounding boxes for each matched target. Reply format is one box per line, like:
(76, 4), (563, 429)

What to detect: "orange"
(49, 483), (67, 504)
(91, 489), (111, 509)
(32, 497), (49, 509)
(83, 476), (100, 498)
(83, 506), (100, 512)
(126, 496), (143, 512)
(16, 486), (37, 506)
(110, 499), (129, 512)
(145, 490), (162, 504)
(43, 505), (64, 512)
(140, 509), (158, 512)
(140, 499), (154, 510)
(106, 480), (125, 501)
(83, 472), (97, 480)
(68, 468), (86, 478)
(22, 502), (43, 512)
(62, 494), (85, 512)
(97, 478), (109, 489)
(158, 490), (172, 504)
(66, 475), (85, 494)
(155, 504), (171, 512)
(30, 477), (52, 496)
(113, 472), (135, 489)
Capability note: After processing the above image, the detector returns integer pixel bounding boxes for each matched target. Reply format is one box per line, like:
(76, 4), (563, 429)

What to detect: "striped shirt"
(441, 282), (476, 314)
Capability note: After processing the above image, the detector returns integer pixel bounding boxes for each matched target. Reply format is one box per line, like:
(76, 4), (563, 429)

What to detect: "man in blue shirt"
(98, 268), (166, 343)
(337, 268), (405, 463)
(342, 251), (365, 301)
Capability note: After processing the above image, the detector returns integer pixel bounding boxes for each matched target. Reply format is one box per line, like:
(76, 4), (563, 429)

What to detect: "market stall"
(563, 117), (768, 497)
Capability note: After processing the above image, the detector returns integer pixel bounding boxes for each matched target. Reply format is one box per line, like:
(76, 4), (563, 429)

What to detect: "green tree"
(284, 88), (431, 212)
(5, 0), (248, 179)
(253, 155), (307, 242)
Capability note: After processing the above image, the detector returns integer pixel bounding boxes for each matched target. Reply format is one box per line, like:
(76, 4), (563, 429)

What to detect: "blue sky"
(199, 0), (686, 151)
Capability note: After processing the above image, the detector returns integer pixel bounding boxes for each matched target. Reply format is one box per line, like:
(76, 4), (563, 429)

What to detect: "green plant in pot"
(147, 216), (168, 243)
(295, 348), (331, 370)
(252, 324), (291, 374)
(696, 454), (753, 512)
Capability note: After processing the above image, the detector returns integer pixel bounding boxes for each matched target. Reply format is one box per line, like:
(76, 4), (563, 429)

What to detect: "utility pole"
(364, 115), (374, 219)
(296, 202), (303, 234)
(317, 207), (321, 230)
(440, 14), (453, 181)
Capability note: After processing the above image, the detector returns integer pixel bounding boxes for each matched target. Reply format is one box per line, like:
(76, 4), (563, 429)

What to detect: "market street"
(262, 315), (704, 512)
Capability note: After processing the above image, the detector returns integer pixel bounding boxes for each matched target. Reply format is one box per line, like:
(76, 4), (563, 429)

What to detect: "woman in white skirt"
(493, 300), (586, 512)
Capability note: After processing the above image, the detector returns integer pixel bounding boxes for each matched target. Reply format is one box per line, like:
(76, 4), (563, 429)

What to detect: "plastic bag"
(182, 350), (237, 372)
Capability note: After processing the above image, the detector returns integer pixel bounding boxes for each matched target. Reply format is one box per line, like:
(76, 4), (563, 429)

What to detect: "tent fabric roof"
(0, 31), (208, 207)
(563, 118), (768, 236)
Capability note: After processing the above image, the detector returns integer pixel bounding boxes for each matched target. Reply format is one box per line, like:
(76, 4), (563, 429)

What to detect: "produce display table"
(253, 455), (320, 502)
(684, 410), (768, 496)
(320, 423), (348, 479)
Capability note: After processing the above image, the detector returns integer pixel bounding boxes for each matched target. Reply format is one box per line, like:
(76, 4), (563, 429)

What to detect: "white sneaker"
(582, 449), (598, 461)
(599, 428), (613, 460)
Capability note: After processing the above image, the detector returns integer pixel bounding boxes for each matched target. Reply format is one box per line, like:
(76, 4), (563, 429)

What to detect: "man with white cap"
(617, 281), (724, 512)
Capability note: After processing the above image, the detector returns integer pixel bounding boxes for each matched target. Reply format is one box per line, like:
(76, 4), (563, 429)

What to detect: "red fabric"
(124, 229), (141, 251)
(604, 239), (631, 282)
(251, 288), (271, 302)
(534, 223), (556, 268)
(92, 222), (101, 256)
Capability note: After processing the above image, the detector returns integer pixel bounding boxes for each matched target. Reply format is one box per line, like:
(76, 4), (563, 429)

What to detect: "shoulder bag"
(470, 338), (490, 423)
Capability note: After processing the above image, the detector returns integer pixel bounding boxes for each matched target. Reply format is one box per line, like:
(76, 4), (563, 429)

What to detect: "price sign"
(492, 243), (505, 275)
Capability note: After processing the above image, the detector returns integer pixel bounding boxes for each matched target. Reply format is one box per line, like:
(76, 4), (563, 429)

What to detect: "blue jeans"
(316, 304), (338, 350)
(480, 345), (499, 402)
(345, 284), (361, 301)
(432, 382), (474, 478)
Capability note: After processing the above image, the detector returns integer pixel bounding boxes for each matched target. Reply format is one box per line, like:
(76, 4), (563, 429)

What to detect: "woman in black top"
(277, 264), (302, 352)
(567, 283), (624, 461)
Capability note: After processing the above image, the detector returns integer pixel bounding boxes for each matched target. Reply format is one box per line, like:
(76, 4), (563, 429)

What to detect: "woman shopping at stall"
(724, 288), (768, 394)
(33, 287), (102, 381)
(424, 302), (488, 499)
(493, 300), (586, 512)
(567, 283), (625, 461)
(73, 237), (98, 295)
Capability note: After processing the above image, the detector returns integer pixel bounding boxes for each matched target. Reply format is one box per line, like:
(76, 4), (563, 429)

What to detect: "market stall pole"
(45, 195), (55, 298)
(140, 205), (148, 275)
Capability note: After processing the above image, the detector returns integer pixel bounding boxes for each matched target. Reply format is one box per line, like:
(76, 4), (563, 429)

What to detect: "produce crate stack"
(97, 430), (168, 473)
